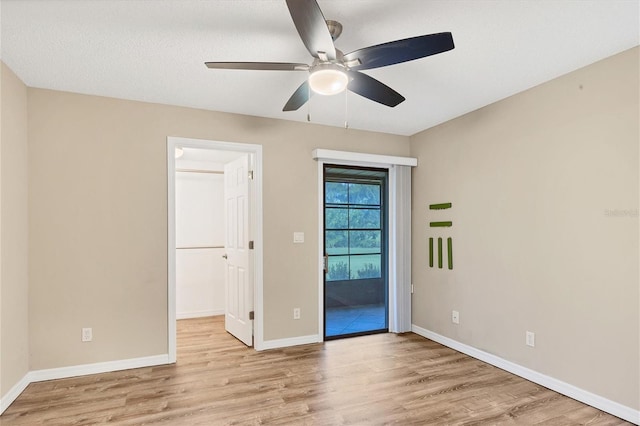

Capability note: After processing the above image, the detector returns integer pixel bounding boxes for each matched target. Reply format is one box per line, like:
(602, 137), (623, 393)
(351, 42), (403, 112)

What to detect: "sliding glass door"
(323, 165), (388, 339)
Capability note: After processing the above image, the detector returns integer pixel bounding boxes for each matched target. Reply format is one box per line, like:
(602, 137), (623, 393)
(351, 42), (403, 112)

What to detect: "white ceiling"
(1, 0), (638, 136)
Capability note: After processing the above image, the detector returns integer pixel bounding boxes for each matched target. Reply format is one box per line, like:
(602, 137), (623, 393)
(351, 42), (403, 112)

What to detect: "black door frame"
(323, 164), (389, 340)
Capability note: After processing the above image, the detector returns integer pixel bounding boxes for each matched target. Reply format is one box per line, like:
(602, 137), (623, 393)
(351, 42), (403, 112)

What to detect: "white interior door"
(224, 154), (253, 346)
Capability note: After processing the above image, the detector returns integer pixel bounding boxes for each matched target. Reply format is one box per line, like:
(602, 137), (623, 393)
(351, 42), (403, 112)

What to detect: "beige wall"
(0, 63), (30, 396)
(27, 88), (409, 369)
(410, 47), (639, 409)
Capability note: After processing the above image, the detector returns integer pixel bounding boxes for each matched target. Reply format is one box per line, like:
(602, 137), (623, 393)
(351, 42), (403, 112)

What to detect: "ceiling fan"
(205, 0), (454, 112)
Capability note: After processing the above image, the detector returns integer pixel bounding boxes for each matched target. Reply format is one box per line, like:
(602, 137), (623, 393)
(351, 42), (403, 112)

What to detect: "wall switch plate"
(293, 308), (301, 320)
(82, 327), (92, 342)
(452, 310), (460, 324)
(526, 331), (535, 347)
(293, 232), (304, 243)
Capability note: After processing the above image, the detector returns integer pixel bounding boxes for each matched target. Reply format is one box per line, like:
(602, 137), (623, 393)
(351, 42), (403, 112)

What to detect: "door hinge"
(249, 311), (254, 320)
(249, 240), (254, 250)
(248, 170), (254, 180)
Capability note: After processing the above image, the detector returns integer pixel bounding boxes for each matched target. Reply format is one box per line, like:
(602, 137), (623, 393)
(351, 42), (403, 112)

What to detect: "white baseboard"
(28, 354), (171, 383)
(257, 334), (321, 351)
(411, 325), (639, 425)
(0, 354), (171, 416)
(0, 373), (30, 415)
(176, 309), (224, 320)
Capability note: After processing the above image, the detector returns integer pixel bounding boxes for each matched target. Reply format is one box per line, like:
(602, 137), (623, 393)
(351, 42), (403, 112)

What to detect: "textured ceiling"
(1, 0), (638, 136)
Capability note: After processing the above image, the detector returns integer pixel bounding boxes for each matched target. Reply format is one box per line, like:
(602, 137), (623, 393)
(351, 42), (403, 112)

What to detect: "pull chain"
(307, 83), (311, 122)
(344, 89), (349, 129)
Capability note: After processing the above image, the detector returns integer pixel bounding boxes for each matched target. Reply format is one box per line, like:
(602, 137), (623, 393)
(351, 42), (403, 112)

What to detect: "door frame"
(313, 149), (417, 340)
(167, 136), (264, 362)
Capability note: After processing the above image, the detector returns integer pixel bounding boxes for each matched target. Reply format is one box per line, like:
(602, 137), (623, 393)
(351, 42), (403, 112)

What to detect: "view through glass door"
(324, 165), (388, 340)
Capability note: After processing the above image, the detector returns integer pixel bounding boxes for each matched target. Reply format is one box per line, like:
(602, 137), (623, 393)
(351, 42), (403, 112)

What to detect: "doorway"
(323, 165), (389, 339)
(167, 137), (264, 361)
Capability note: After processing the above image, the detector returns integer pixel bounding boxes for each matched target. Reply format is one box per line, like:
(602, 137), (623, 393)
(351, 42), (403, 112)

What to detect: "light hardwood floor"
(1, 316), (630, 425)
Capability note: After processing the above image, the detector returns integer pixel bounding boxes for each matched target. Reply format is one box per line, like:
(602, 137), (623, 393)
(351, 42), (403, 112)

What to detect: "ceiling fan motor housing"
(326, 20), (343, 41)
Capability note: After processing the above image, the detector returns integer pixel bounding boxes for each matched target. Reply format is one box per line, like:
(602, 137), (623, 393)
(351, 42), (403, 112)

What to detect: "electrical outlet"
(293, 308), (301, 320)
(526, 331), (535, 347)
(82, 327), (92, 342)
(452, 310), (459, 324)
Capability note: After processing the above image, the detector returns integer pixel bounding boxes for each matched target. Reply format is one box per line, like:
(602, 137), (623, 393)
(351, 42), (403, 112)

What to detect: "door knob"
(222, 254), (228, 259)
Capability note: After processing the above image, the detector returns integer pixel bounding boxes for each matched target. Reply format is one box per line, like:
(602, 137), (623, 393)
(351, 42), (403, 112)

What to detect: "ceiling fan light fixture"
(308, 65), (348, 96)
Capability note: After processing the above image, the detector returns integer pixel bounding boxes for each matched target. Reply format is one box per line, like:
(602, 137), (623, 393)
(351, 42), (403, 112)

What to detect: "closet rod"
(176, 169), (223, 174)
(177, 246), (224, 250)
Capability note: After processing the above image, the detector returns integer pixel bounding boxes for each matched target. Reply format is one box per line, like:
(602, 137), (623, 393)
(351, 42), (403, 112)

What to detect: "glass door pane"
(323, 166), (388, 339)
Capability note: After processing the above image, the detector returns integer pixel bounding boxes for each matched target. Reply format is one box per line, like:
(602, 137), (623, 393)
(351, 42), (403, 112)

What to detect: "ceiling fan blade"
(285, 0), (336, 60)
(344, 32), (454, 71)
(205, 62), (309, 71)
(283, 80), (312, 111)
(347, 71), (405, 107)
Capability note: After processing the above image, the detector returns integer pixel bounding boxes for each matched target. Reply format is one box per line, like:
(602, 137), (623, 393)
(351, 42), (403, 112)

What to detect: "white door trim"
(167, 137), (264, 361)
(313, 149), (417, 339)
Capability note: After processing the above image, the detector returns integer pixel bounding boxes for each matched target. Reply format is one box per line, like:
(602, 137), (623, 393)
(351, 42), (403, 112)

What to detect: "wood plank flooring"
(1, 316), (631, 425)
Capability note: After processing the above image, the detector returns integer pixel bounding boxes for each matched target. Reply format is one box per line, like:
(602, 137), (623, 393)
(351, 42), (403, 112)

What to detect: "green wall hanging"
(429, 237), (434, 267)
(429, 202), (452, 210)
(430, 221), (452, 227)
(428, 201), (454, 271)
